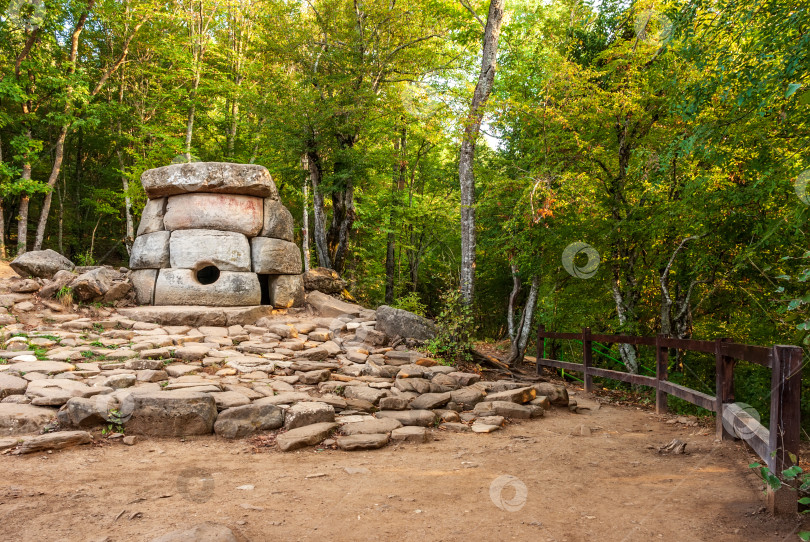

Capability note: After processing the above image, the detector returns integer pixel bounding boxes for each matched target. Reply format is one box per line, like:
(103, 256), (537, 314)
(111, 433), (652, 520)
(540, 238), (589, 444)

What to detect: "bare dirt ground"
(0, 259), (18, 280)
(2, 389), (806, 542)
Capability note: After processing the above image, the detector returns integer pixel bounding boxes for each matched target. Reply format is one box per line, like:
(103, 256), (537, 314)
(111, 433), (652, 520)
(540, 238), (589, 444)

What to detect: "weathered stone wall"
(129, 162), (304, 308)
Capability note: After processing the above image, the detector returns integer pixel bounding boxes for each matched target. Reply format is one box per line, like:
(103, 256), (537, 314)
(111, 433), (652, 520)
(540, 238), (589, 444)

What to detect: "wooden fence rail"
(535, 325), (803, 515)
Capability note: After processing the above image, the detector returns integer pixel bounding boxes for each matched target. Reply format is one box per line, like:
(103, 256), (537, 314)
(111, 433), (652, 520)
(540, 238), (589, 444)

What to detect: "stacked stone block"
(129, 162), (304, 308)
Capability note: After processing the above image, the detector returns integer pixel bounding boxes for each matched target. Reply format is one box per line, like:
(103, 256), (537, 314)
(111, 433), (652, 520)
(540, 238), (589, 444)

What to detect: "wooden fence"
(535, 325), (804, 515)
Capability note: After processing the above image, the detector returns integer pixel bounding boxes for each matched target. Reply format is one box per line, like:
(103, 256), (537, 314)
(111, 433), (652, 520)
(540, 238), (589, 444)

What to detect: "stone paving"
(0, 283), (571, 455)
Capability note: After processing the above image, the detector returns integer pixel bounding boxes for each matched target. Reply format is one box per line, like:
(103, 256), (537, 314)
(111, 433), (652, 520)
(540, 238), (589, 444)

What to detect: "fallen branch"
(472, 348), (509, 371)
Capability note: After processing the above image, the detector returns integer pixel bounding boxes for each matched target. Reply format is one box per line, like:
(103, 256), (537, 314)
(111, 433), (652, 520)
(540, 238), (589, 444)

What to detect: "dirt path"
(1, 391), (805, 542)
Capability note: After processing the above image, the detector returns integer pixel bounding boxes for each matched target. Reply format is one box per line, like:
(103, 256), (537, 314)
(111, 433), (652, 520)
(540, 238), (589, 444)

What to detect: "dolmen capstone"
(129, 162), (304, 308)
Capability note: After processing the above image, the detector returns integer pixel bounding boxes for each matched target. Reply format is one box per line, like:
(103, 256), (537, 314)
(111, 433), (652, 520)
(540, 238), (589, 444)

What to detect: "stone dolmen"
(129, 162), (304, 308)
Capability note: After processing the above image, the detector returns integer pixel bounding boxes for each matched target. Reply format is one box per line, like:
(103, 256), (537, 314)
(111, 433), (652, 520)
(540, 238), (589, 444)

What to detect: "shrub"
(425, 289), (475, 365)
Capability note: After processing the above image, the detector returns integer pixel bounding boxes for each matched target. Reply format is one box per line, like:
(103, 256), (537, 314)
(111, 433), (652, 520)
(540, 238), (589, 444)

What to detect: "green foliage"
(749, 462), (810, 539)
(425, 289), (475, 365)
(102, 408), (125, 436)
(56, 286), (73, 308)
(391, 292), (427, 317)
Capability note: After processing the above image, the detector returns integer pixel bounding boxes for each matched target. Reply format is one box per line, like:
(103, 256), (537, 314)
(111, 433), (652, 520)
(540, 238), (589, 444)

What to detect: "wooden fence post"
(536, 324), (545, 375)
(715, 338), (734, 441)
(767, 345), (803, 515)
(582, 327), (593, 393)
(655, 334), (668, 415)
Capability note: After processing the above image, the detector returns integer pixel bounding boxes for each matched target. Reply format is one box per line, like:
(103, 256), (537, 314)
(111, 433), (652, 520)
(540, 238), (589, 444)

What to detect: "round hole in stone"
(196, 265), (220, 285)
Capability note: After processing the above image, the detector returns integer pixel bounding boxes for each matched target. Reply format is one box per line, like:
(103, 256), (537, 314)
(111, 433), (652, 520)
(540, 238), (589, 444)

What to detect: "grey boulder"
(10, 249), (74, 279)
(375, 305), (436, 341)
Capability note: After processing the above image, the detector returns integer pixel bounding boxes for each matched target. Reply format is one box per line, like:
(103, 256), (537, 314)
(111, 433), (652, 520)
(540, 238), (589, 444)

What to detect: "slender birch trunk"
(459, 0), (504, 305)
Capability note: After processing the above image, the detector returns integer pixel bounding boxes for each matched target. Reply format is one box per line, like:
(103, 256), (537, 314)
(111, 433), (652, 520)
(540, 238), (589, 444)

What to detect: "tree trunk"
(611, 280), (639, 374)
(32, 126), (68, 250)
(385, 130), (406, 304)
(507, 263), (521, 340)
(458, 0), (505, 305)
(0, 139), (5, 258)
(17, 132), (32, 255)
(32, 2), (95, 251)
(306, 148), (330, 269)
(301, 156), (311, 273)
(326, 140), (357, 274)
(384, 139), (398, 304)
(506, 275), (539, 367)
(57, 182), (64, 254)
(118, 150), (134, 254)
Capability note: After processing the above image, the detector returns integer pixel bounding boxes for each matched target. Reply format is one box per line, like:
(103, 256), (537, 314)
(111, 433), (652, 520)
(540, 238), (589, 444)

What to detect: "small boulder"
(39, 270), (77, 299)
(303, 267), (347, 294)
(71, 267), (117, 302)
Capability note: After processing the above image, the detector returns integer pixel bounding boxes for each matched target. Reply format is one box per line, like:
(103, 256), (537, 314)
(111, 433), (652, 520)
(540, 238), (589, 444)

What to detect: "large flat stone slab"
(0, 360), (76, 374)
(277, 421), (338, 452)
(141, 162), (278, 199)
(154, 269), (261, 306)
(0, 403), (56, 435)
(117, 306), (275, 326)
(126, 391), (217, 436)
(337, 433), (389, 451)
(376, 409), (437, 427)
(213, 403), (284, 438)
(340, 417), (402, 435)
(163, 193), (263, 236)
(306, 290), (362, 318)
(169, 229), (251, 272)
(0, 373), (28, 399)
